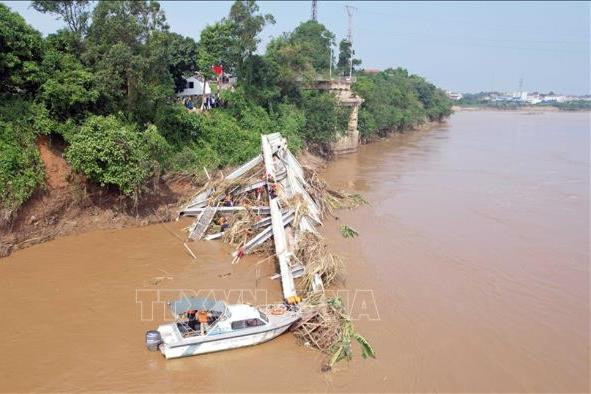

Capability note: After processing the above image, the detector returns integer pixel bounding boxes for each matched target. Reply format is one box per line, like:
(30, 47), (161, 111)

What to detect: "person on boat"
(187, 310), (198, 331)
(197, 310), (209, 335)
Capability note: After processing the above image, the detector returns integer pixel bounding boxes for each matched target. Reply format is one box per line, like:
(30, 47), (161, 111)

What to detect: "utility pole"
(345, 5), (357, 78)
(312, 0), (318, 21)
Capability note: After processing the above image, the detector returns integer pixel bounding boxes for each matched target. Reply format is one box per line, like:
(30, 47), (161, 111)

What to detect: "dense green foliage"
(353, 68), (453, 139)
(0, 98), (46, 211)
(336, 39), (361, 76)
(0, 121), (45, 211)
(65, 116), (166, 196)
(551, 100), (591, 111)
(0, 1), (451, 212)
(300, 91), (351, 147)
(0, 4), (44, 95)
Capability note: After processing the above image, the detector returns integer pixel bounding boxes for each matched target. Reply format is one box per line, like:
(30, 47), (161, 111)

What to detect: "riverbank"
(453, 104), (590, 112)
(0, 135), (196, 257)
(0, 116), (447, 258)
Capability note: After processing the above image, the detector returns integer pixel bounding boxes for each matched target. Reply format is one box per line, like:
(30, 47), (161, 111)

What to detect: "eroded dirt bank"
(1, 136), (207, 257)
(1, 119), (446, 258)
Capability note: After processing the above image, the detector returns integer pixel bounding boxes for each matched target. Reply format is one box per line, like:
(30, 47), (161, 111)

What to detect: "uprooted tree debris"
(179, 133), (373, 368)
(294, 294), (376, 371)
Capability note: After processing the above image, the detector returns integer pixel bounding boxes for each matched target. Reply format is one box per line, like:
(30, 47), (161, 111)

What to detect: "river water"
(0, 110), (589, 392)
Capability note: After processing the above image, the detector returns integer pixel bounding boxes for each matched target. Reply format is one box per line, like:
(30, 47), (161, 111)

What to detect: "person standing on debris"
(269, 183), (278, 199)
(223, 195), (233, 207)
(218, 216), (229, 232)
(256, 185), (264, 201)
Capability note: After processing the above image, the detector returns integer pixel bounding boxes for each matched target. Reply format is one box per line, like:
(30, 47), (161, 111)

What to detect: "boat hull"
(159, 322), (293, 359)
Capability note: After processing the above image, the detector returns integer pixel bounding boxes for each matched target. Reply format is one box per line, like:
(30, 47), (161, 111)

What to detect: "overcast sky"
(3, 1), (590, 95)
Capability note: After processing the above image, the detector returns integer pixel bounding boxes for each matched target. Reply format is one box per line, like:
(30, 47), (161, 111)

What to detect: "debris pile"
(293, 295), (376, 371)
(180, 133), (371, 367)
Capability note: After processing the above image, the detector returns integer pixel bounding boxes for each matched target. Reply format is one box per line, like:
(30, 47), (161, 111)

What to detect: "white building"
(176, 76), (211, 97)
(446, 91), (463, 101)
(542, 95), (567, 103)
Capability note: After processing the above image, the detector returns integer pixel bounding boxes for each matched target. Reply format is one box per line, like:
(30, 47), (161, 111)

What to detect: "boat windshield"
(259, 310), (269, 323)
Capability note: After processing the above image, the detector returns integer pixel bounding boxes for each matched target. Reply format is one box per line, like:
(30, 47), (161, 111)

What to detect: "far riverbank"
(453, 104), (590, 112)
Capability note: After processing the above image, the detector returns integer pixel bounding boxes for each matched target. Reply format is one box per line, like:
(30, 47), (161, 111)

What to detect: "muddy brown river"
(1, 110), (589, 393)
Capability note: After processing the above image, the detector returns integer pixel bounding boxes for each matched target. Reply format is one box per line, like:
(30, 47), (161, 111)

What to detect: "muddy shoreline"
(0, 119), (445, 258)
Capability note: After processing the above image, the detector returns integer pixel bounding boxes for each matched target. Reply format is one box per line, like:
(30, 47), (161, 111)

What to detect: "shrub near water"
(65, 115), (168, 196)
(0, 121), (44, 212)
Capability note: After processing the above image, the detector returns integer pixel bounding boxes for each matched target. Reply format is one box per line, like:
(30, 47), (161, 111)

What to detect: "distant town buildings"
(448, 90), (591, 104)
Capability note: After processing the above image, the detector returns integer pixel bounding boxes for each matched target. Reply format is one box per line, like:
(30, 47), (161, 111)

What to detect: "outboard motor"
(145, 330), (162, 351)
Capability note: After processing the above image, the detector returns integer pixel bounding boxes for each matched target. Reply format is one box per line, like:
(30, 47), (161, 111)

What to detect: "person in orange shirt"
(197, 310), (208, 335)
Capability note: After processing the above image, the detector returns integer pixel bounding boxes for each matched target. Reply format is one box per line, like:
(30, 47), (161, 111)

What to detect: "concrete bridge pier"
(309, 77), (365, 155)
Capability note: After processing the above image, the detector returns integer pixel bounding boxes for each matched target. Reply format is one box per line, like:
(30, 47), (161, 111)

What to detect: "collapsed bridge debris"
(180, 133), (326, 303)
(178, 132), (373, 367)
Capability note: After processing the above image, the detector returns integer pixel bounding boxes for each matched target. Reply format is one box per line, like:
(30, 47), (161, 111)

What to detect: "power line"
(345, 5), (357, 43)
(345, 5), (358, 77)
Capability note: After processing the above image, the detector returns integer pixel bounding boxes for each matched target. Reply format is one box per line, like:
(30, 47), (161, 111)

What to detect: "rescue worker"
(187, 310), (197, 330)
(269, 183), (278, 199)
(218, 216), (229, 232)
(197, 310), (209, 336)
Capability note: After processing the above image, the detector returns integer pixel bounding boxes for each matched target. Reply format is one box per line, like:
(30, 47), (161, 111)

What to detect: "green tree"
(31, 0), (90, 36)
(86, 0), (167, 53)
(0, 4), (44, 96)
(229, 0), (275, 60)
(196, 20), (238, 78)
(301, 91), (349, 149)
(337, 39), (361, 76)
(239, 54), (281, 111)
(265, 35), (315, 100)
(65, 115), (167, 196)
(40, 52), (98, 120)
(0, 120), (44, 212)
(45, 29), (83, 57)
(153, 32), (198, 92)
(228, 0), (275, 79)
(84, 1), (171, 124)
(289, 20), (335, 72)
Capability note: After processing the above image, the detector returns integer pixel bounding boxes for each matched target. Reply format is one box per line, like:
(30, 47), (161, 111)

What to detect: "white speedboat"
(145, 297), (300, 359)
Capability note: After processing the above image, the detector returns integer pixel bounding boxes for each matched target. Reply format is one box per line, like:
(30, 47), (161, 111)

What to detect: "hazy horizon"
(3, 1), (589, 95)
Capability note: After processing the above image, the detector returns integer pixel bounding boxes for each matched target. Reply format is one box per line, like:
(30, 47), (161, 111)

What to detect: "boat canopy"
(168, 297), (227, 317)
